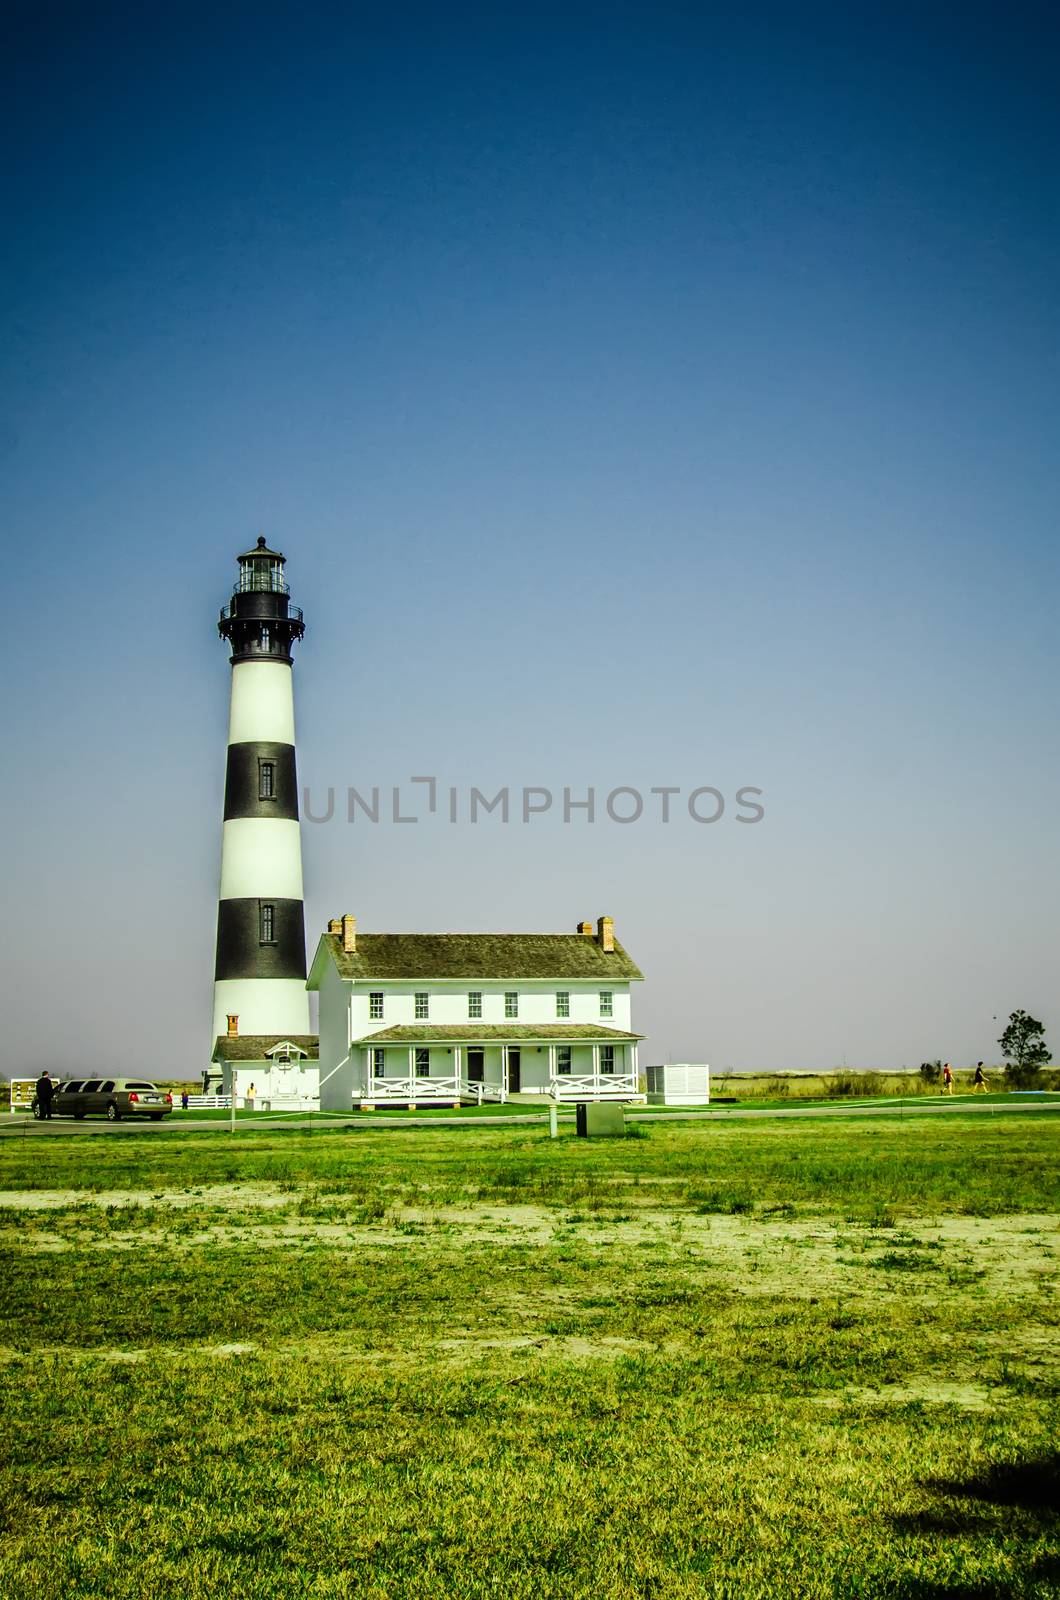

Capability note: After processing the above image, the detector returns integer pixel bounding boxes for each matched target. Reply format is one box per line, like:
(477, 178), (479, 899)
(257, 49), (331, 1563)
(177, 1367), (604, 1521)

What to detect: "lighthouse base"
(212, 978), (311, 1042)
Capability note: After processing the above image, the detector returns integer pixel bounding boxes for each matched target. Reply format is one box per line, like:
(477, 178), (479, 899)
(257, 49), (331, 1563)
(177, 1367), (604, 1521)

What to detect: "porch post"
(592, 1044), (600, 1084)
(502, 1045), (508, 1103)
(548, 1043), (556, 1096)
(408, 1046), (414, 1088)
(453, 1045), (462, 1095)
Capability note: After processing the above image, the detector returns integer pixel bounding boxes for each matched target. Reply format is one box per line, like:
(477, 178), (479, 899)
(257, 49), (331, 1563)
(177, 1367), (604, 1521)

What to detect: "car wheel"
(150, 1113), (163, 1121)
(106, 1102), (121, 1121)
(32, 1102), (42, 1120)
(74, 1109), (86, 1120)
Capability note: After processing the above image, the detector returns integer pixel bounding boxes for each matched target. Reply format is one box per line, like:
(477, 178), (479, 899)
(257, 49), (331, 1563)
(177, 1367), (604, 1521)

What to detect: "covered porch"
(351, 1025), (644, 1106)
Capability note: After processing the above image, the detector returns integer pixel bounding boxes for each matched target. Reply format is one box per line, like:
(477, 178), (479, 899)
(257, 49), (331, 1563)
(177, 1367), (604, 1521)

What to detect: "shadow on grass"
(888, 1455), (1060, 1598)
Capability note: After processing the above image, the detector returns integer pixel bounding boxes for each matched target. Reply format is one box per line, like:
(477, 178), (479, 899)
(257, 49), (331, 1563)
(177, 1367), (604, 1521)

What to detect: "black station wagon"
(34, 1078), (173, 1121)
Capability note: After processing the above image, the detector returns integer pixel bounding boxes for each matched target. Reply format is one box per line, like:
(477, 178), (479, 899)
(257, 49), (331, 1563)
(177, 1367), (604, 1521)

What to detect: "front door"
(507, 1049), (521, 1093)
(467, 1049), (484, 1083)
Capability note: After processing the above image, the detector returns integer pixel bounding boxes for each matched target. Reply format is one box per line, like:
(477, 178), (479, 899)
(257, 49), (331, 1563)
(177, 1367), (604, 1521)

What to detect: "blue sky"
(3, 2), (1058, 1075)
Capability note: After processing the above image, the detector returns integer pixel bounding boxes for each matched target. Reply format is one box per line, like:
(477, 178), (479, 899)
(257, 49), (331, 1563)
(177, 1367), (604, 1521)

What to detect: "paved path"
(2, 1097), (1058, 1138)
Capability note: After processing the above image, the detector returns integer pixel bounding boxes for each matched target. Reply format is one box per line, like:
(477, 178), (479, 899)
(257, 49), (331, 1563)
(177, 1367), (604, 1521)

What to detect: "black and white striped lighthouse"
(213, 538), (310, 1041)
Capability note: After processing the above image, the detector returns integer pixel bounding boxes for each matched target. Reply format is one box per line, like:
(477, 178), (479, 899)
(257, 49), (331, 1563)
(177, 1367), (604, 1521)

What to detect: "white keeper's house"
(308, 914), (645, 1110)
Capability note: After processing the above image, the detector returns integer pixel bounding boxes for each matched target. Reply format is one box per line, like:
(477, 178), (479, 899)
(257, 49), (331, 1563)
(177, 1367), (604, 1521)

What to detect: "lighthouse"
(212, 538), (310, 1042)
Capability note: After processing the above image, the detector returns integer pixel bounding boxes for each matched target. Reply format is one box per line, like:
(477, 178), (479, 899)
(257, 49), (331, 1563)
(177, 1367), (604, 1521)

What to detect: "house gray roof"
(211, 1034), (319, 1063)
(311, 932), (643, 983)
(353, 1024), (642, 1045)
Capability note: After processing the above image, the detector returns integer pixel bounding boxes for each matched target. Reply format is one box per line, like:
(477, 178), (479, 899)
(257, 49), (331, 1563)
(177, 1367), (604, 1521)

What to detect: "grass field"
(1, 1117), (1058, 1598)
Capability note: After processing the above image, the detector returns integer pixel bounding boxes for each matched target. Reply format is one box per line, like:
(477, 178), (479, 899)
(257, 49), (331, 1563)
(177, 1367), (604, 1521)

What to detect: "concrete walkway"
(2, 1096), (1058, 1138)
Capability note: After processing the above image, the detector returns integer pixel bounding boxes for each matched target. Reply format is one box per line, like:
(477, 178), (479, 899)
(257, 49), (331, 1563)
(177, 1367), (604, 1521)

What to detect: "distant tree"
(998, 1010), (1051, 1088)
(919, 1060), (943, 1087)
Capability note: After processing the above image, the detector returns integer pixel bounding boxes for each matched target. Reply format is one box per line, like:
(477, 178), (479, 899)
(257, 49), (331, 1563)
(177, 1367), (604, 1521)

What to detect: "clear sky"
(3, 2), (1058, 1077)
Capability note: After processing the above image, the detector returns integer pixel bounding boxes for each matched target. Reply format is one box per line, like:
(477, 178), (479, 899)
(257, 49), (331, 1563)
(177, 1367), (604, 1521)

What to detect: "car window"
(125, 1082), (156, 1091)
(99, 1081), (115, 1093)
(62, 1081), (84, 1093)
(80, 1080), (101, 1092)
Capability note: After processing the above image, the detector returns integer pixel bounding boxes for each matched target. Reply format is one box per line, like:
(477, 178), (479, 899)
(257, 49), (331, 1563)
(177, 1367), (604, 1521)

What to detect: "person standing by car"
(942, 1062), (954, 1095)
(34, 1070), (54, 1120)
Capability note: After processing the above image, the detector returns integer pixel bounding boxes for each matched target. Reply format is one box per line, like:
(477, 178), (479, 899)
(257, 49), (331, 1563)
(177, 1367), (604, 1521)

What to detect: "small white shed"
(645, 1062), (710, 1105)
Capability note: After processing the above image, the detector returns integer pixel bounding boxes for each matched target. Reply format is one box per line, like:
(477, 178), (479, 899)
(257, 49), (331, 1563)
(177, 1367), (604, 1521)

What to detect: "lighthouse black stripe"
(223, 742), (299, 821)
(215, 899), (307, 981)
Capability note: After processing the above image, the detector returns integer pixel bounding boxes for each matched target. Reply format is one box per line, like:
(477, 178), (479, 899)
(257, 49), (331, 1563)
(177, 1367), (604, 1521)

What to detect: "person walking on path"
(942, 1062), (955, 1095)
(34, 1070), (54, 1120)
(973, 1062), (987, 1093)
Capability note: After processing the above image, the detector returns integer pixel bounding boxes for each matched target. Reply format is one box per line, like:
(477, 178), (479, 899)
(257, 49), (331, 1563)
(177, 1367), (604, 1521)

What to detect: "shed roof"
(211, 1034), (319, 1063)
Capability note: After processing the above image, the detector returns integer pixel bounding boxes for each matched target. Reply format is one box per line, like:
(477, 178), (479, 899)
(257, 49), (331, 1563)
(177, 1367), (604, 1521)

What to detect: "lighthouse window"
(259, 761), (275, 799)
(260, 626), (271, 652)
(259, 903), (276, 944)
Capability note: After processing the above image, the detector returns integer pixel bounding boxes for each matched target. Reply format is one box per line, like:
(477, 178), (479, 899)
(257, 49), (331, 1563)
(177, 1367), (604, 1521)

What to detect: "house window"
(504, 992), (518, 1019)
(415, 993), (429, 1020)
(259, 902), (276, 944)
(414, 1047), (430, 1074)
(468, 991), (483, 1018)
(557, 1046), (572, 1075)
(601, 1045), (616, 1073)
(258, 760), (275, 799)
(371, 1047), (385, 1075)
(369, 992), (384, 1020)
(556, 991), (570, 1018)
(599, 991), (613, 1018)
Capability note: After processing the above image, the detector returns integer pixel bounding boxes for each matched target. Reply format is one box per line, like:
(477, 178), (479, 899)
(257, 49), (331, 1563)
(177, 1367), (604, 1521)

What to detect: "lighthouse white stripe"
(212, 979), (311, 1041)
(218, 818), (305, 900)
(228, 660), (296, 745)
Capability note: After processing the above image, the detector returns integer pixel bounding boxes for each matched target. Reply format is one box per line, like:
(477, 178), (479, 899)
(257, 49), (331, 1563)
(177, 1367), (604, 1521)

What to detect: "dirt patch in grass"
(0, 1183), (295, 1212)
(811, 1380), (1000, 1411)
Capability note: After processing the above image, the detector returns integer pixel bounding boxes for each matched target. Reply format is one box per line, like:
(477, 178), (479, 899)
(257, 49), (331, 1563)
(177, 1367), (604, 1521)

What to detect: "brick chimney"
(597, 915), (615, 952)
(341, 913), (357, 954)
(327, 918), (342, 934)
(226, 1014), (239, 1038)
(577, 920), (594, 936)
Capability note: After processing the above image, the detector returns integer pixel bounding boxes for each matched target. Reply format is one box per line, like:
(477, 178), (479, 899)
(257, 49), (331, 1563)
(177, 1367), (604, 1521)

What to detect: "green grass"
(1, 1117), (1058, 1598)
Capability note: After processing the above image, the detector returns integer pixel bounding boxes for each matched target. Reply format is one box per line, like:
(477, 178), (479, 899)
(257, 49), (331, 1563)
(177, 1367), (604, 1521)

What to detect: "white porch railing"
(366, 1075), (506, 1104)
(549, 1073), (641, 1101)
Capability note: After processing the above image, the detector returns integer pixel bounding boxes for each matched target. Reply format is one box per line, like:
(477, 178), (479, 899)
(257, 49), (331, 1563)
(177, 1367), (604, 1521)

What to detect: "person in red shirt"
(942, 1062), (954, 1094)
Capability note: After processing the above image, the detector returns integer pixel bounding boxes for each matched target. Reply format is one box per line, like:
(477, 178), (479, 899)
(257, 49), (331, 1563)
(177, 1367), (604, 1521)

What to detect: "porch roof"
(353, 1024), (642, 1045)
